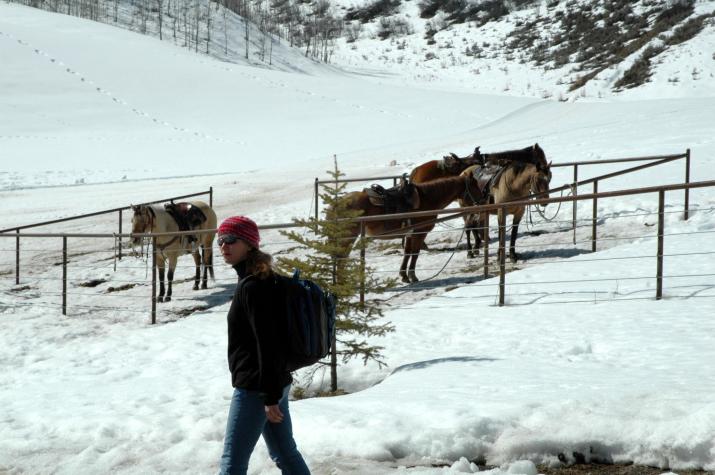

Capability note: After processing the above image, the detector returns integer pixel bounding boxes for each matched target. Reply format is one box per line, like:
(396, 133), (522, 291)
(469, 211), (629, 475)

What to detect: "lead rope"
(535, 188), (567, 223)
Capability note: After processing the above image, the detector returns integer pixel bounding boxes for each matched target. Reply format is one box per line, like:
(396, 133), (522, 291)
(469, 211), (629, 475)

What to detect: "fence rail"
(313, 150), (691, 225)
(1, 188), (213, 284)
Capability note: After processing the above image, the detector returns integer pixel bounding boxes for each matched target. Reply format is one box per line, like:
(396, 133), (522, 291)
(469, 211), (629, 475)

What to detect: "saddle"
(471, 164), (506, 202)
(439, 146), (484, 174)
(164, 202), (207, 245)
(365, 182), (418, 215)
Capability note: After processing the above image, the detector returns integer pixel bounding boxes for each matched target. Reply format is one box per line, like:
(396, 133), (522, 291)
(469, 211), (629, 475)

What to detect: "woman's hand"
(265, 404), (284, 424)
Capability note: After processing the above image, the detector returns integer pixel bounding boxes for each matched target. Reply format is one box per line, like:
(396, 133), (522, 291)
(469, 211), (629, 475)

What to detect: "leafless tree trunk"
(157, 0), (164, 40)
(222, 3), (228, 55)
(244, 19), (250, 60)
(194, 0), (200, 53)
(206, 0), (212, 54)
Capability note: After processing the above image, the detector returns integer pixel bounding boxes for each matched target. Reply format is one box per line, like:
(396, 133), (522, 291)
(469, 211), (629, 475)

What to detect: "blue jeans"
(219, 384), (310, 475)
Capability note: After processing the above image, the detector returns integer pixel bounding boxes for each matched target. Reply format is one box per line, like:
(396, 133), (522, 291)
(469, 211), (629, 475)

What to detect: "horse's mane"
(484, 144), (548, 171)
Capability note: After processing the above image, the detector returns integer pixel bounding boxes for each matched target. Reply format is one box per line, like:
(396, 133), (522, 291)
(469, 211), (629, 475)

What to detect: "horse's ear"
(548, 160), (552, 168)
(450, 153), (459, 159)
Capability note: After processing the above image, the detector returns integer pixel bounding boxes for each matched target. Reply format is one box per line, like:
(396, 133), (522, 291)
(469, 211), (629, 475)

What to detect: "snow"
(1, 2), (715, 474)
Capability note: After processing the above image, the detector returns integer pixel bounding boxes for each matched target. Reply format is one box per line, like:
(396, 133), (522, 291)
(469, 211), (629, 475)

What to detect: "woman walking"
(217, 215), (310, 475)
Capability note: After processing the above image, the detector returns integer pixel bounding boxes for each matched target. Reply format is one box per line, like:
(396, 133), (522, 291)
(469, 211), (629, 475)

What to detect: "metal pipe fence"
(2, 179), (713, 322)
(1, 188), (213, 284)
(313, 151), (692, 230)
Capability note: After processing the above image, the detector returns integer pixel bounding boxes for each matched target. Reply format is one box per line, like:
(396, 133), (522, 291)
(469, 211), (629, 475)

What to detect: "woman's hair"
(245, 248), (273, 280)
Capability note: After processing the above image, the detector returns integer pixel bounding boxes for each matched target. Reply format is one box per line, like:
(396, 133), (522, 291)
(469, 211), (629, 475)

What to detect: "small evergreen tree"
(277, 156), (395, 393)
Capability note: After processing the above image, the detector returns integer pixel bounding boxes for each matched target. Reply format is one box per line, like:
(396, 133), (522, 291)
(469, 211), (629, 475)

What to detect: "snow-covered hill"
(332, 0), (715, 99)
(9, 0), (715, 100)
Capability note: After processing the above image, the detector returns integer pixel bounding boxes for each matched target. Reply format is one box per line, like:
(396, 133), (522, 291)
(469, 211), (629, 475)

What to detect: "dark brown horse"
(458, 145), (552, 262)
(338, 175), (481, 283)
(409, 147), (482, 184)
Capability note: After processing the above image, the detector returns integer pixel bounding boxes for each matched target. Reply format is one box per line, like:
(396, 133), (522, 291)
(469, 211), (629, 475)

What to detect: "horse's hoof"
(201, 283), (208, 290)
(401, 275), (410, 284)
(157, 296), (164, 303)
(164, 296), (172, 302)
(192, 285), (199, 291)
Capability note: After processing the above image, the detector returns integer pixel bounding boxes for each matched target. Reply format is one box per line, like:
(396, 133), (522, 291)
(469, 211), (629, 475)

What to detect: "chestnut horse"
(409, 147), (482, 184)
(458, 148), (552, 262)
(130, 201), (217, 302)
(338, 175), (481, 283)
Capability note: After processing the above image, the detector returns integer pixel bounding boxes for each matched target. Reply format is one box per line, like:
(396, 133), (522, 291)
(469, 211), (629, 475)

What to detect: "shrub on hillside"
(344, 0), (401, 24)
(418, 0), (534, 26)
(377, 17), (413, 40)
(613, 45), (665, 90)
(666, 13), (714, 46)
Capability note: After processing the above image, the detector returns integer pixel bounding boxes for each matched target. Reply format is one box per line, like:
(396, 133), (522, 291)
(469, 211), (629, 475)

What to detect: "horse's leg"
(164, 255), (177, 302)
(407, 231), (426, 283)
(157, 258), (166, 303)
(200, 245), (209, 289)
(509, 208), (525, 263)
(466, 215), (480, 258)
(399, 234), (411, 283)
(192, 249), (201, 291)
(206, 244), (215, 282)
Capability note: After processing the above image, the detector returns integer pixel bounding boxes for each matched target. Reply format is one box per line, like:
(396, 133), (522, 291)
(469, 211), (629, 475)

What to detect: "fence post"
(118, 209), (123, 260)
(151, 236), (157, 324)
(314, 178), (319, 221)
(498, 208), (506, 307)
(572, 164), (578, 245)
(209, 186), (214, 208)
(62, 236), (67, 315)
(656, 190), (665, 300)
(481, 211), (489, 278)
(359, 221), (366, 306)
(330, 254), (338, 393)
(15, 229), (20, 285)
(684, 149), (690, 221)
(592, 180), (598, 252)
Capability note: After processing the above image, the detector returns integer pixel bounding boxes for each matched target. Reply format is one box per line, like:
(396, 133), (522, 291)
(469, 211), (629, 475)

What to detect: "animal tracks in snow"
(1, 30), (242, 146)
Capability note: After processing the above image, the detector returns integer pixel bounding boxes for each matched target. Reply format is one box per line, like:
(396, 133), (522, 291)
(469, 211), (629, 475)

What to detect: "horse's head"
(130, 205), (152, 246)
(531, 157), (553, 204)
(532, 143), (548, 169)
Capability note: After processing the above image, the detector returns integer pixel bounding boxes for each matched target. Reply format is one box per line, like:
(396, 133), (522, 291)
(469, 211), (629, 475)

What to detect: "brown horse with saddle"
(335, 174), (481, 283)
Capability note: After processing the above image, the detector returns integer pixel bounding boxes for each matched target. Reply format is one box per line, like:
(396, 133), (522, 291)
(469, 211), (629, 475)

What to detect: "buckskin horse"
(336, 175), (481, 283)
(458, 144), (552, 262)
(130, 201), (217, 302)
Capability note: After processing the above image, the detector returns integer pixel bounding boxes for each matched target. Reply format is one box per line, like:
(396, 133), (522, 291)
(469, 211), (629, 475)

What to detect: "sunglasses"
(217, 234), (240, 246)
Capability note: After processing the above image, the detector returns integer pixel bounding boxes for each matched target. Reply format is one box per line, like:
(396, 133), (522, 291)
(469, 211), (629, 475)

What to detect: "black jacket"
(226, 262), (292, 405)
